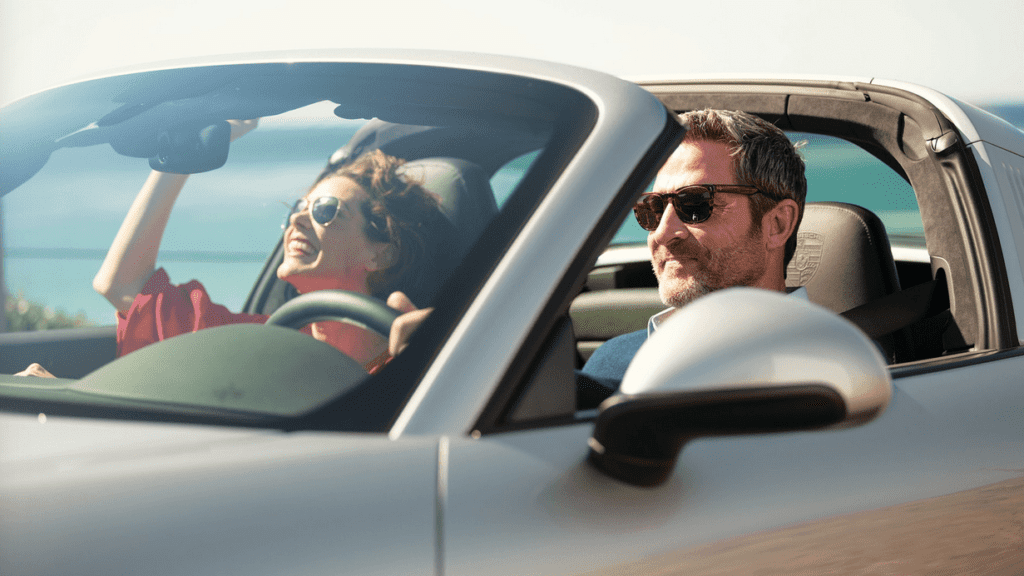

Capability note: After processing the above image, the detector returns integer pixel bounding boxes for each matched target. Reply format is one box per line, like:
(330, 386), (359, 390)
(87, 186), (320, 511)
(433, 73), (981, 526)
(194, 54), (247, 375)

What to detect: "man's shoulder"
(580, 328), (647, 383)
(603, 328), (649, 349)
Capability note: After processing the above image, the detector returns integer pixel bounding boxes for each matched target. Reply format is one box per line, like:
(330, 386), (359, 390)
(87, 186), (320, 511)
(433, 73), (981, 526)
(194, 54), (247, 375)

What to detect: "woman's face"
(277, 176), (391, 294)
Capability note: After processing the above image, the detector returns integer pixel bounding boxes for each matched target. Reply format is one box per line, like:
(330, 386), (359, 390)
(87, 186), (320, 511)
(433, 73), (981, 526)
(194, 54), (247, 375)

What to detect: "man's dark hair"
(680, 109), (807, 267)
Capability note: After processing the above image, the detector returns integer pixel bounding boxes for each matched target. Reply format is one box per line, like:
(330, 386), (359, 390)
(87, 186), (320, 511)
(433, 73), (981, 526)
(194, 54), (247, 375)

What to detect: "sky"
(1, 0), (1022, 106)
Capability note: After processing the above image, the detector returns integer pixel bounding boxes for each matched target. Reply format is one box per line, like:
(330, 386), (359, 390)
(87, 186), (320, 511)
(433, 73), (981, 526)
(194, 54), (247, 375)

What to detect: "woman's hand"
(15, 363), (56, 378)
(387, 292), (433, 356)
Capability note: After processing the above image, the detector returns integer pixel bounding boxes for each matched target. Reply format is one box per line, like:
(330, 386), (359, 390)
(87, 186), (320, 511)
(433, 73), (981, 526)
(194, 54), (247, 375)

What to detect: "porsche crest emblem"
(787, 232), (823, 284)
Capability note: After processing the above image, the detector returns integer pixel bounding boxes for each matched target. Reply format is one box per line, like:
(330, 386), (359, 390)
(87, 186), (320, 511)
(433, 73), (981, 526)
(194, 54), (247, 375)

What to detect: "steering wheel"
(265, 290), (400, 337)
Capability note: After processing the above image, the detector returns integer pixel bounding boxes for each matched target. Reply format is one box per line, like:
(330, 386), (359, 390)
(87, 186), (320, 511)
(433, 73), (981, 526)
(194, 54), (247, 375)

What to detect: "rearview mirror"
(588, 288), (892, 487)
(149, 121), (231, 174)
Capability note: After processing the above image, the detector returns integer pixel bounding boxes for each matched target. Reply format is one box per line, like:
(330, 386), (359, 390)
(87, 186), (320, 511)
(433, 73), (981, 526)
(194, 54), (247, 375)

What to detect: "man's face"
(648, 140), (771, 307)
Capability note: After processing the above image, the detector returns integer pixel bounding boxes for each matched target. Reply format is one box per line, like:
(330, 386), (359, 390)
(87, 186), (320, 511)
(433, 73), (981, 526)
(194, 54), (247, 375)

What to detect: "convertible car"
(2, 51), (1024, 574)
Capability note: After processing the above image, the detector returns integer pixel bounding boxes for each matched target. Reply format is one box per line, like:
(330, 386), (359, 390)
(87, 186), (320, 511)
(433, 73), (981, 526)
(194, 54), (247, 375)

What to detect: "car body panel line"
(436, 435), (450, 576)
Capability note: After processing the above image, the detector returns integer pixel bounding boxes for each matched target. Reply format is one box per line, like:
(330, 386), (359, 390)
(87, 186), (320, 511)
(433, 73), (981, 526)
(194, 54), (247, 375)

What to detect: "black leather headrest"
(399, 157), (498, 254)
(786, 202), (900, 315)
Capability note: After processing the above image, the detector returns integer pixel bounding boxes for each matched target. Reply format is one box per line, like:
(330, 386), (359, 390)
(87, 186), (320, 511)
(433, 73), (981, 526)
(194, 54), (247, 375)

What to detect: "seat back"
(786, 201), (902, 360)
(398, 157), (498, 255)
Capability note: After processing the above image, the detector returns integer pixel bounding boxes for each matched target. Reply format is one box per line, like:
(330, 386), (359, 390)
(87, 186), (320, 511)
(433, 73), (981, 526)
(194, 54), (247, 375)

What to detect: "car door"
(0, 413), (442, 576)
(439, 355), (1024, 575)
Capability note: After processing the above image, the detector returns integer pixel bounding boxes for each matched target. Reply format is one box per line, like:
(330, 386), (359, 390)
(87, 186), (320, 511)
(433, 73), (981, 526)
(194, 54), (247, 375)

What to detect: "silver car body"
(2, 52), (1024, 574)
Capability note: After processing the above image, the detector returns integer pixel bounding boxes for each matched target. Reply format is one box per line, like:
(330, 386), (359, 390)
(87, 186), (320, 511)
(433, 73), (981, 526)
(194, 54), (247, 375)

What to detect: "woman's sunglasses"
(282, 196), (346, 229)
(633, 185), (772, 230)
(282, 196), (390, 241)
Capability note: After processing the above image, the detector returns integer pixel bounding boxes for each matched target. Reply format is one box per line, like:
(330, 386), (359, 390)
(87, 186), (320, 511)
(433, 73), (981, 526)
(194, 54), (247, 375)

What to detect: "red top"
(116, 268), (389, 372)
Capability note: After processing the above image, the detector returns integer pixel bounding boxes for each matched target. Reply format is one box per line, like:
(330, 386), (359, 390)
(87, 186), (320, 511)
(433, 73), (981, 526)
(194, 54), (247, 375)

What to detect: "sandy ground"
(585, 475), (1024, 575)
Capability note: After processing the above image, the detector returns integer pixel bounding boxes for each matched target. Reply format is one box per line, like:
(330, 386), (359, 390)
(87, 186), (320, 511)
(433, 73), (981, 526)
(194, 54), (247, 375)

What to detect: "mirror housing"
(149, 121), (231, 174)
(588, 288), (892, 487)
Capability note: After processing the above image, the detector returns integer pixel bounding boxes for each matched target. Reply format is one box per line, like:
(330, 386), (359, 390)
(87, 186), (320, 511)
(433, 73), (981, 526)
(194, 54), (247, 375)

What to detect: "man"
(581, 109), (807, 383)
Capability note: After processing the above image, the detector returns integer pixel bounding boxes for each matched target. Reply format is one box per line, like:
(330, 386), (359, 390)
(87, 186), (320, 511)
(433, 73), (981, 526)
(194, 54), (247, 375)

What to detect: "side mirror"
(588, 288), (892, 487)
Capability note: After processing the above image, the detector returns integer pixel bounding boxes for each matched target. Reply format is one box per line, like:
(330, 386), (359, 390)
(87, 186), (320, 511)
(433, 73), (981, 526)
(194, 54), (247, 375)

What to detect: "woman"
(93, 120), (456, 372)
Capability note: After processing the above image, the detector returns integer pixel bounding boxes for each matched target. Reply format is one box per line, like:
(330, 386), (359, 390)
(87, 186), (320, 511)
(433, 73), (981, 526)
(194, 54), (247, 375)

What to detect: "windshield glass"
(0, 61), (596, 428)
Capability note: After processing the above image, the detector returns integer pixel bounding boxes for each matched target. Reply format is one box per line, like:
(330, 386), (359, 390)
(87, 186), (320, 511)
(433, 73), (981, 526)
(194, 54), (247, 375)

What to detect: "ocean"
(3, 104), (1022, 326)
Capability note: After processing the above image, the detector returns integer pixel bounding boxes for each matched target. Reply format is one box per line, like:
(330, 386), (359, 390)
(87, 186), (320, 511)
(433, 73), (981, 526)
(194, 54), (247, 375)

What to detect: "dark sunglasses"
(282, 196), (347, 229)
(282, 196), (390, 241)
(633, 185), (771, 230)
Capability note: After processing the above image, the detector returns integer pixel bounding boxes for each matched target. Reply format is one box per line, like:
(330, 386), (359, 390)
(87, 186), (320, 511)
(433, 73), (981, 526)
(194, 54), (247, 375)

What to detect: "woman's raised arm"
(92, 170), (190, 313)
(93, 119), (258, 313)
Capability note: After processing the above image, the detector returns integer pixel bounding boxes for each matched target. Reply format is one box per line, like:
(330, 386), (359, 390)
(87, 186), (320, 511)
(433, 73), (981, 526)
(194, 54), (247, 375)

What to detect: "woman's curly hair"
(314, 150), (458, 306)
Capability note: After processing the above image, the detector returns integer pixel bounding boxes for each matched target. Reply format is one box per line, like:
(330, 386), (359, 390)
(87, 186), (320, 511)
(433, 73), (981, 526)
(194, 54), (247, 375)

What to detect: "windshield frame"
(0, 53), (612, 432)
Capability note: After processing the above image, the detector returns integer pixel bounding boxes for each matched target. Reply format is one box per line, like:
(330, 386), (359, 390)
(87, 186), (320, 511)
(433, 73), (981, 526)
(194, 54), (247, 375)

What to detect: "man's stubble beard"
(654, 224), (767, 309)
(657, 268), (712, 308)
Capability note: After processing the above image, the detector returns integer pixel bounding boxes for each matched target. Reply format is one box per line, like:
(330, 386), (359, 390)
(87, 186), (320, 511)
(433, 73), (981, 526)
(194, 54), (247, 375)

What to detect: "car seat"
(786, 201), (905, 362)
(398, 157), (498, 255)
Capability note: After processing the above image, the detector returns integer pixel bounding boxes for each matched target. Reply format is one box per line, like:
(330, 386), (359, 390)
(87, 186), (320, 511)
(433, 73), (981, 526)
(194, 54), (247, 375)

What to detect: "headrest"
(399, 157), (498, 254)
(786, 202), (900, 315)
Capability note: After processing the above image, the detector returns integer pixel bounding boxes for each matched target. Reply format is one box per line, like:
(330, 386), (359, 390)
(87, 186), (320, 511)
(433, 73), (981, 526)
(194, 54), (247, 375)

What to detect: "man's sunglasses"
(282, 196), (347, 229)
(633, 185), (772, 230)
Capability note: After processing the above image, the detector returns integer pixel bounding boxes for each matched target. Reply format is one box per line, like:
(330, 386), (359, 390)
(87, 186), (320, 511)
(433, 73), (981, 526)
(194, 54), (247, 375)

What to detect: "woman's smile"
(276, 175), (391, 295)
(286, 234), (317, 257)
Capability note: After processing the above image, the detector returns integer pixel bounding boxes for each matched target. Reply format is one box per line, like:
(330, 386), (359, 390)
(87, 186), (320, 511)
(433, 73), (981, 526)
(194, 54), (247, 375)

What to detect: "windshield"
(0, 61), (596, 428)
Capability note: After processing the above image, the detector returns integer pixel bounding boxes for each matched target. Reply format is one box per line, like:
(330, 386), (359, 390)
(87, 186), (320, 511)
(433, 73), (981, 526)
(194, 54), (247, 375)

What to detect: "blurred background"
(3, 0), (1022, 105)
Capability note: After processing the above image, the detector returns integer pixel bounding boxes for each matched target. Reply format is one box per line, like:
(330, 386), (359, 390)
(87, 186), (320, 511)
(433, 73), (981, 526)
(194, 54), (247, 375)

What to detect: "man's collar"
(647, 307), (675, 337)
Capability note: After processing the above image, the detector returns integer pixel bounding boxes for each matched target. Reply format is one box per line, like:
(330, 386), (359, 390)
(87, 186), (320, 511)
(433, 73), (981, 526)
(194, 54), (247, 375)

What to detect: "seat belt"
(840, 274), (949, 340)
